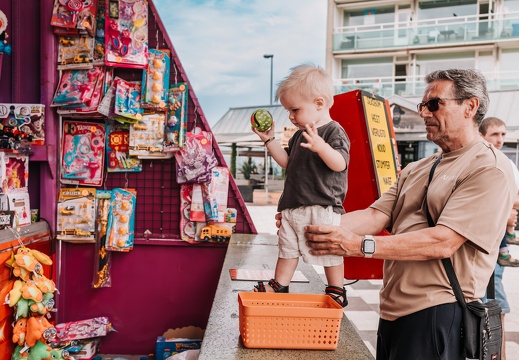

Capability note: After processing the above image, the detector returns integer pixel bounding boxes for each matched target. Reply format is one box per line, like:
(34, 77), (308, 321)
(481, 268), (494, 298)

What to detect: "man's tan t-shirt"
(371, 139), (517, 321)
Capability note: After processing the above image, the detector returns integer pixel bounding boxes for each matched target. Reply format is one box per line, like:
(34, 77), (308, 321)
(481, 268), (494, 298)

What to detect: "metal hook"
(124, 172), (129, 189)
(156, 29), (159, 50)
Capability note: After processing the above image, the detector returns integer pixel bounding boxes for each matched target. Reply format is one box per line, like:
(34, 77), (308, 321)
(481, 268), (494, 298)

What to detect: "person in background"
(479, 116), (519, 360)
(296, 69), (516, 359)
(479, 117), (519, 266)
(251, 64), (350, 307)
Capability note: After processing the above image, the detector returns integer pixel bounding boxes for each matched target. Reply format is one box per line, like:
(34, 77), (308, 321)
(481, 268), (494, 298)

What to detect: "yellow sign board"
(362, 95), (398, 194)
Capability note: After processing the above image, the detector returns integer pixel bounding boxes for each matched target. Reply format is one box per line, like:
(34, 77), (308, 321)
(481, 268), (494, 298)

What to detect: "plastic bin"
(238, 292), (343, 350)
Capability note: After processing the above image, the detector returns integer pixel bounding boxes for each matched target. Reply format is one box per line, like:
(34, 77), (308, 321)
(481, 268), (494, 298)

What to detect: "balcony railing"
(334, 71), (519, 98)
(333, 12), (519, 52)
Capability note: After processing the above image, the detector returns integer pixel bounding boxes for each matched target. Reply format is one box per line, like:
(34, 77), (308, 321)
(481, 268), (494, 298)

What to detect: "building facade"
(326, 0), (519, 166)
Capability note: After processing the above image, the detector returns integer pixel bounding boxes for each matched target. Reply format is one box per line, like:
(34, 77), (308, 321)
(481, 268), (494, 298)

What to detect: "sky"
(153, 0), (328, 126)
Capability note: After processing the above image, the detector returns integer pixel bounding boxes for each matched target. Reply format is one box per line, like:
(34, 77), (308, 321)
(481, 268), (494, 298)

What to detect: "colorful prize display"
(250, 109), (273, 132)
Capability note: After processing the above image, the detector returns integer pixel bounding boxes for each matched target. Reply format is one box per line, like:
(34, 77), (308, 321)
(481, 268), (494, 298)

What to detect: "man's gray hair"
(425, 69), (489, 125)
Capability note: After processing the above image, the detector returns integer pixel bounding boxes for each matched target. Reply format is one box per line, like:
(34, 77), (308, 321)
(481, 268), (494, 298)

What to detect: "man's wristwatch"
(361, 235), (376, 258)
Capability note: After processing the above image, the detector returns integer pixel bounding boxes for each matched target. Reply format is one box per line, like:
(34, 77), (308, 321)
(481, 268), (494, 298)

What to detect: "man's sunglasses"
(417, 98), (465, 113)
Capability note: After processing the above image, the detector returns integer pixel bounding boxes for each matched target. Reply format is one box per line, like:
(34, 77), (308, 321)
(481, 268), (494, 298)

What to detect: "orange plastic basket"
(238, 292), (344, 350)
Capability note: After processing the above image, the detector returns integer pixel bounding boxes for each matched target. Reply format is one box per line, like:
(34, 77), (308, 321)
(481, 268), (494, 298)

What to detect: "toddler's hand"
(251, 121), (276, 142)
(301, 123), (326, 153)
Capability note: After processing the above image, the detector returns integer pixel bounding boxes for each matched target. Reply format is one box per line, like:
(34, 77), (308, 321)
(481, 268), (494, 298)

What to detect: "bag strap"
(423, 156), (495, 306)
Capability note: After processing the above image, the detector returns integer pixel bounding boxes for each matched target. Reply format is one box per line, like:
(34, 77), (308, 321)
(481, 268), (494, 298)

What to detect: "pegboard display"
(56, 1), (256, 241)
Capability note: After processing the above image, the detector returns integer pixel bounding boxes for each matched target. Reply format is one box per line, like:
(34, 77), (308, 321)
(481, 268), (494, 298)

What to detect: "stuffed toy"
(8, 279), (23, 307)
(21, 281), (43, 303)
(28, 293), (55, 316)
(25, 316), (56, 348)
(49, 349), (68, 360)
(11, 345), (28, 360)
(34, 275), (56, 294)
(12, 317), (27, 346)
(14, 248), (41, 273)
(27, 340), (52, 360)
(15, 297), (30, 320)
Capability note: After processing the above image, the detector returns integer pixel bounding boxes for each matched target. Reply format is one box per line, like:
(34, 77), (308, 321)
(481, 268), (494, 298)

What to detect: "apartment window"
(341, 58), (392, 80)
(418, 0), (477, 19)
(343, 6), (395, 27)
(416, 52), (475, 77)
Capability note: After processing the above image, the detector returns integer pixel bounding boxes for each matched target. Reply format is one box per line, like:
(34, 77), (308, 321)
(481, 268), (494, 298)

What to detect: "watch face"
(363, 240), (375, 254)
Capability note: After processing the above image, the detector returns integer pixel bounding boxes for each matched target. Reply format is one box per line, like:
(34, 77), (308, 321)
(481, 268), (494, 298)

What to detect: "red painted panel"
(330, 90), (400, 280)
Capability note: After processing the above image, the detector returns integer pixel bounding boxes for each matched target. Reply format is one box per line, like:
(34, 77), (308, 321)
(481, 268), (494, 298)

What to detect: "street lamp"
(262, 54), (274, 204)
(263, 54), (273, 105)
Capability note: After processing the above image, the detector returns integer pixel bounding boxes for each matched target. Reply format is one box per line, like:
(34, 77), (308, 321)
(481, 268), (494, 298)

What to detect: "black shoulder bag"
(425, 157), (502, 360)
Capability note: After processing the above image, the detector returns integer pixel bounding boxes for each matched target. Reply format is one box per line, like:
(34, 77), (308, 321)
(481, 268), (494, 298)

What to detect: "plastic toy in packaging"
(57, 35), (95, 70)
(92, 189), (112, 288)
(1, 152), (29, 194)
(106, 121), (142, 172)
(179, 184), (196, 243)
(202, 167), (229, 223)
(0, 192), (31, 227)
(105, 188), (136, 252)
(93, 0), (107, 64)
(104, 0), (148, 68)
(51, 68), (103, 107)
(61, 121), (106, 186)
(56, 187), (97, 242)
(141, 48), (170, 110)
(165, 82), (188, 152)
(174, 129), (218, 184)
(58, 66), (109, 116)
(0, 103), (45, 146)
(129, 112), (166, 157)
(51, 0), (98, 36)
(189, 184), (205, 222)
(52, 317), (113, 342)
(114, 77), (142, 120)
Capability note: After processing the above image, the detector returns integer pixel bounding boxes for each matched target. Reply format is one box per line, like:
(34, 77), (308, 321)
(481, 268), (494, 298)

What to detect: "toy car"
(59, 206), (75, 215)
(133, 121), (148, 130)
(74, 229), (91, 236)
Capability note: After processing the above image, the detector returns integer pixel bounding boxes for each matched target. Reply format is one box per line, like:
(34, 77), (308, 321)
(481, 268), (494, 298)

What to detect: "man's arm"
(305, 222), (466, 261)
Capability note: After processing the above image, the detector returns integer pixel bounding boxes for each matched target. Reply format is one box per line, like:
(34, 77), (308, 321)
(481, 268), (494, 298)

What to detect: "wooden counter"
(198, 233), (374, 359)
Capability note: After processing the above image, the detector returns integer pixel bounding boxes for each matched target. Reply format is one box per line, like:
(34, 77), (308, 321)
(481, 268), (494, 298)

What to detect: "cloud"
(154, 0), (326, 124)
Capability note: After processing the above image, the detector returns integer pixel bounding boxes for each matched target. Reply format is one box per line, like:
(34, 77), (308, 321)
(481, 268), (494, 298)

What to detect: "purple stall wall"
(0, 0), (59, 227)
(0, 0), (256, 355)
(59, 242), (227, 355)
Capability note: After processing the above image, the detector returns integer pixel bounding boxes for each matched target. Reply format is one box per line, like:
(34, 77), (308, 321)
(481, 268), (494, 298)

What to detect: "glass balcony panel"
(333, 12), (519, 52)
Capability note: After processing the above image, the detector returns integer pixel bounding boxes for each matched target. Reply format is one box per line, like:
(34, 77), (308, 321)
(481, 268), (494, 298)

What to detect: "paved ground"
(246, 203), (519, 358)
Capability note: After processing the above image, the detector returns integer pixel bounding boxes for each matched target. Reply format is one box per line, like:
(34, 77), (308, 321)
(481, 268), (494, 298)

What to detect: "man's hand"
(304, 224), (363, 257)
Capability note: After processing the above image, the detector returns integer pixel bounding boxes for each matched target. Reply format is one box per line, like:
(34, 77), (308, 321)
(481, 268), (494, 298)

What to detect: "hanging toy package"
(60, 120), (106, 187)
(174, 128), (218, 184)
(92, 189), (113, 288)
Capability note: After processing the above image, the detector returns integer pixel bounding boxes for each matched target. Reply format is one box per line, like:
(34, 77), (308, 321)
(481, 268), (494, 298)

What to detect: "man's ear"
(465, 97), (479, 118)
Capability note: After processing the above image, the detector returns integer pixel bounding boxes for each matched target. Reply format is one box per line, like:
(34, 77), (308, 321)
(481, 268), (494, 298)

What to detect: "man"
(479, 116), (519, 360)
(479, 116), (519, 264)
(299, 69), (517, 359)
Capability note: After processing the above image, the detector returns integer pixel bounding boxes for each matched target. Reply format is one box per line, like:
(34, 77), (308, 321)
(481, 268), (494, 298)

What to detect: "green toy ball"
(251, 109), (273, 132)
